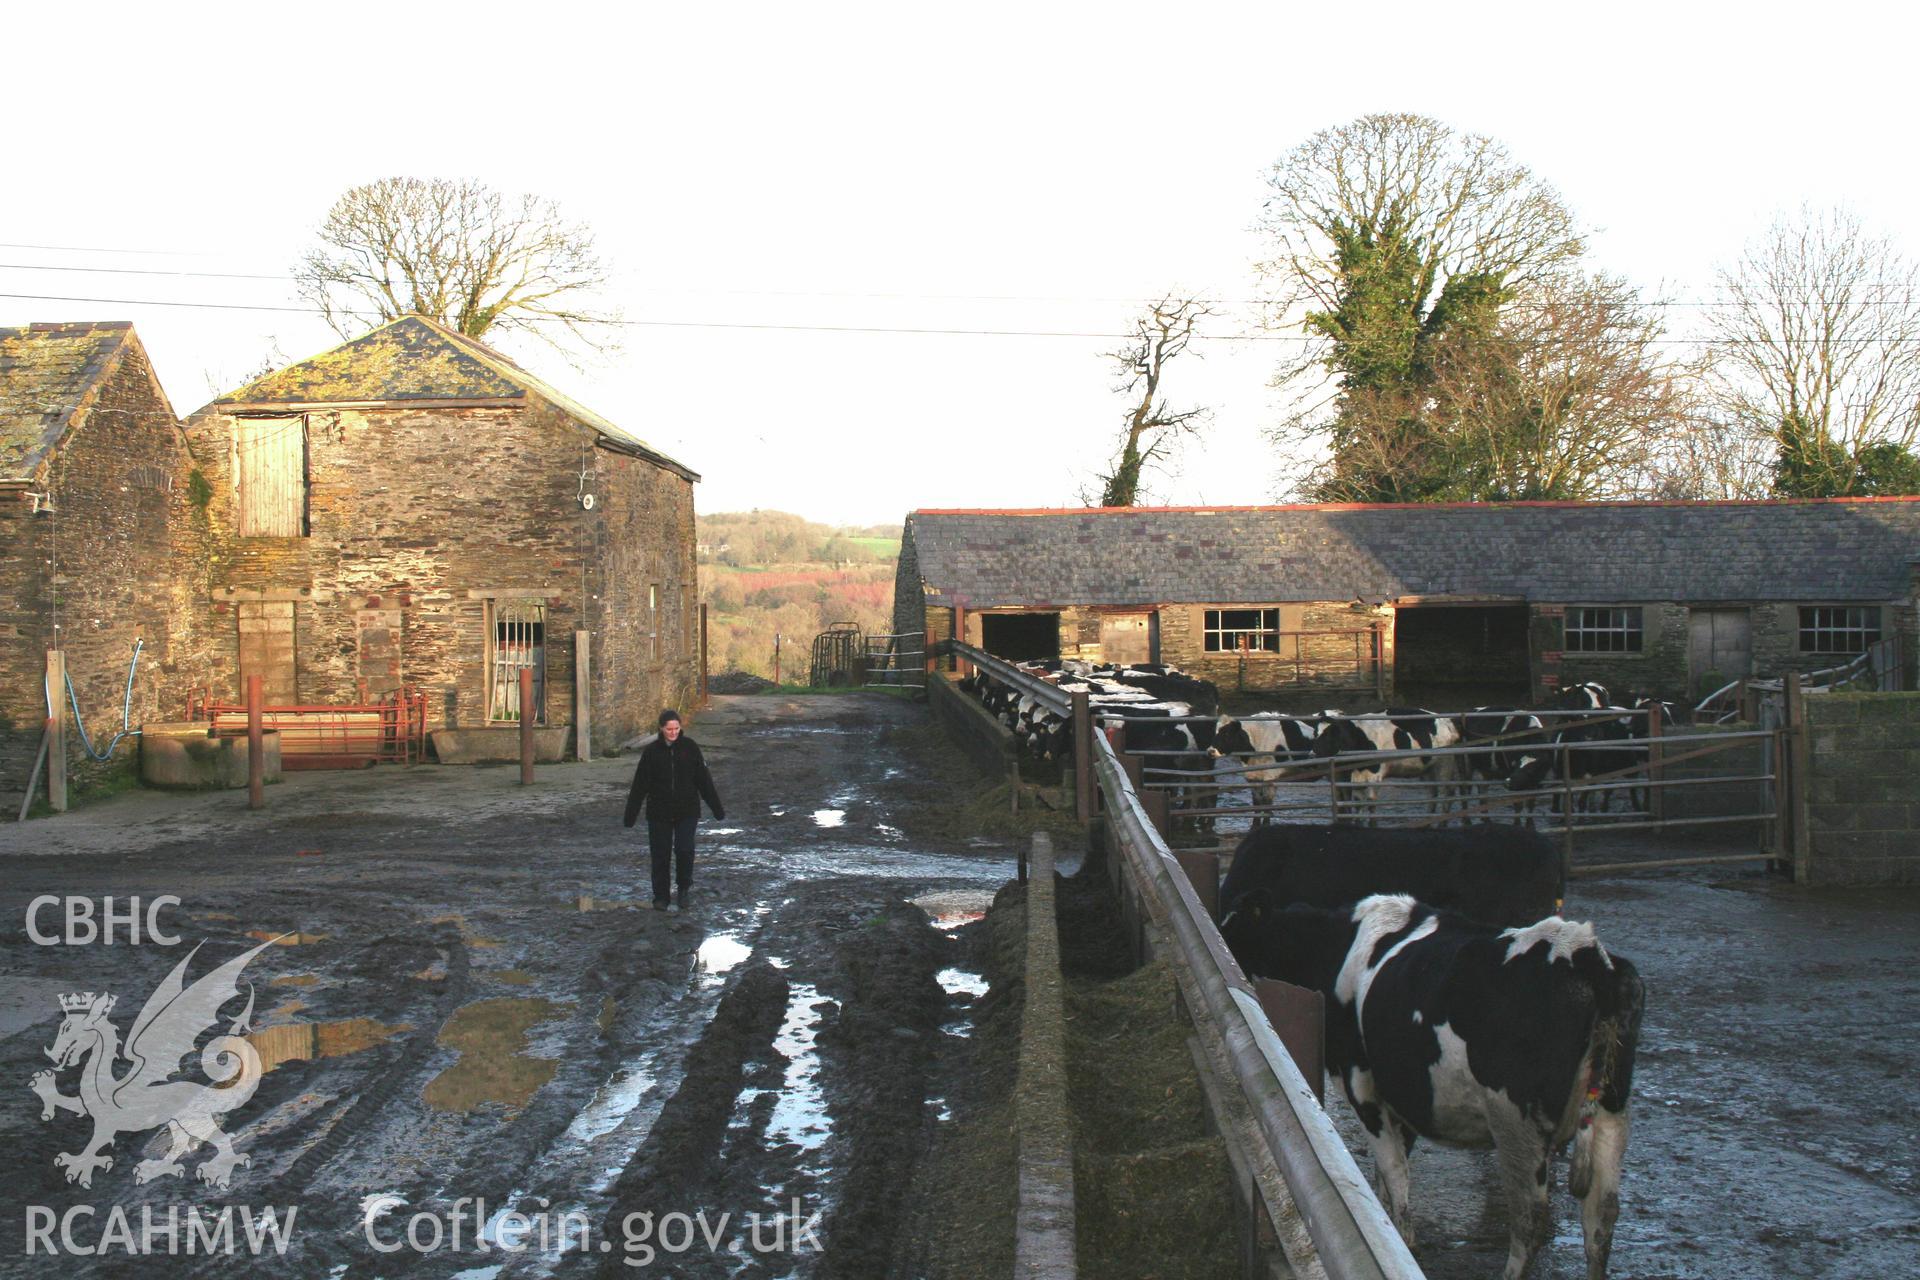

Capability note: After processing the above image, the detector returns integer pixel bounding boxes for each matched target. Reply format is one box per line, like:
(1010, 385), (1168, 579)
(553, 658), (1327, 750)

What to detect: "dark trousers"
(647, 815), (698, 904)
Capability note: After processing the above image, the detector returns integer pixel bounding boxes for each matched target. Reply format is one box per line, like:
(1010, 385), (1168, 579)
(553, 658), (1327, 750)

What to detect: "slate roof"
(0, 321), (137, 480)
(905, 501), (1920, 607)
(208, 316), (698, 481)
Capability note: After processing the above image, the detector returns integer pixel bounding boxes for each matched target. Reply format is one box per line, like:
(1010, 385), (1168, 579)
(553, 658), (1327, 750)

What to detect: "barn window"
(1204, 608), (1281, 653)
(1565, 607), (1642, 653)
(486, 600), (546, 723)
(1798, 605), (1881, 654)
(233, 416), (308, 536)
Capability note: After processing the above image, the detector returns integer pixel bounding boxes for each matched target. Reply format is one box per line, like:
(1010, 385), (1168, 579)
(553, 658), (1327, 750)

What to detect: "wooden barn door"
(1688, 608), (1752, 696)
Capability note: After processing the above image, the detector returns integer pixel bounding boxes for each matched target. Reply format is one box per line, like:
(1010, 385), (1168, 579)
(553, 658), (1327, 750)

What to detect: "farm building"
(0, 322), (197, 812)
(180, 315), (702, 759)
(893, 501), (1920, 704)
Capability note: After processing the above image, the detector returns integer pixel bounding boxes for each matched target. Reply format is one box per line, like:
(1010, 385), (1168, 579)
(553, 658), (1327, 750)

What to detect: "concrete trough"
(140, 722), (283, 789)
(431, 726), (571, 764)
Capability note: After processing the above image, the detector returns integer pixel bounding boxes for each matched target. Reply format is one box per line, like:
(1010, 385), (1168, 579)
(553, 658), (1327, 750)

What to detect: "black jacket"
(624, 734), (724, 826)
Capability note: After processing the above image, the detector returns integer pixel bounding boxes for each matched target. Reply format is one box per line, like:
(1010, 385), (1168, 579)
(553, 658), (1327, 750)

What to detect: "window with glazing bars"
(1798, 605), (1881, 654)
(488, 601), (546, 723)
(1204, 608), (1281, 652)
(1564, 607), (1642, 653)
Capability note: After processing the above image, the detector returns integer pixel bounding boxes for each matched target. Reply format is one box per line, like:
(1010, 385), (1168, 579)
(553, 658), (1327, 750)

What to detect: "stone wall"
(1, 338), (185, 807)
(181, 399), (696, 755)
(1804, 693), (1920, 886)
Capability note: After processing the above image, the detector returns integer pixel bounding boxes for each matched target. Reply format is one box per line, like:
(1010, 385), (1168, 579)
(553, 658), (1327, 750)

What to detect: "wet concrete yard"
(1, 691), (1916, 1277)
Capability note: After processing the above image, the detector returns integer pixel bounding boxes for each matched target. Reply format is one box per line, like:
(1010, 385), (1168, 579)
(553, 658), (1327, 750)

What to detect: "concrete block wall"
(1804, 693), (1920, 886)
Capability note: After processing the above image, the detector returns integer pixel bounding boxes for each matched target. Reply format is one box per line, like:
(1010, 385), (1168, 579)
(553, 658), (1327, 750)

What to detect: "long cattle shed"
(893, 499), (1920, 705)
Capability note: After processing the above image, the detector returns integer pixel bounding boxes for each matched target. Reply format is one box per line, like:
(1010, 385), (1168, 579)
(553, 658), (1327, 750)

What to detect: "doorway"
(1393, 604), (1531, 704)
(980, 612), (1061, 663)
(1689, 608), (1752, 697)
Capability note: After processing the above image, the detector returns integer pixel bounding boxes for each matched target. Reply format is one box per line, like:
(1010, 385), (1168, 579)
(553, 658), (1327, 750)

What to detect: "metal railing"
(190, 687), (428, 767)
(1091, 728), (1423, 1280)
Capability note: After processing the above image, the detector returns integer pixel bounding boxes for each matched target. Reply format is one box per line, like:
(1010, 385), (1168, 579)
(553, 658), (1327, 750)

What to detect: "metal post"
(519, 667), (535, 785)
(699, 602), (710, 707)
(45, 650), (66, 813)
(1072, 690), (1092, 821)
(1785, 672), (1812, 882)
(1646, 707), (1663, 823)
(1327, 760), (1340, 825)
(574, 630), (592, 762)
(1560, 741), (1575, 879)
(954, 605), (969, 678)
(246, 674), (264, 811)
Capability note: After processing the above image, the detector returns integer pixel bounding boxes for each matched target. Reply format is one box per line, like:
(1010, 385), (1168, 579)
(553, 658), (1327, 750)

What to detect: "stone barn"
(894, 502), (1920, 705)
(181, 316), (701, 759)
(0, 322), (194, 811)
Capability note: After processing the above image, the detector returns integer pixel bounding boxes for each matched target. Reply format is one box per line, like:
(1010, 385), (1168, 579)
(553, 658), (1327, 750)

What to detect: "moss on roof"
(0, 322), (134, 480)
(213, 316), (525, 405)
(208, 315), (698, 481)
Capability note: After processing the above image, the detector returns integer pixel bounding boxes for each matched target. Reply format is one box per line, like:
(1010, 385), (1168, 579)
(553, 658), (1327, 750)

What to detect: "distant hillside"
(697, 511), (902, 680)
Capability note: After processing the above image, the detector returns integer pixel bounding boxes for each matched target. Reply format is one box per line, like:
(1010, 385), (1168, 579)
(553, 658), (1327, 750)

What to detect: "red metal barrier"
(190, 686), (427, 769)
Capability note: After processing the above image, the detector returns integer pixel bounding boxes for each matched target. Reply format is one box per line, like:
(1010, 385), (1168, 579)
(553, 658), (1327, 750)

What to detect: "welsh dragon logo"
(29, 937), (279, 1189)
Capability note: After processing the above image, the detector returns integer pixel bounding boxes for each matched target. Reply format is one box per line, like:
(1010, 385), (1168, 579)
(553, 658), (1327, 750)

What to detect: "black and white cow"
(1310, 707), (1465, 817)
(1555, 681), (1612, 712)
(1219, 822), (1564, 928)
(1460, 707), (1554, 819)
(1220, 893), (1642, 1280)
(1208, 714), (1323, 825)
(1554, 709), (1644, 815)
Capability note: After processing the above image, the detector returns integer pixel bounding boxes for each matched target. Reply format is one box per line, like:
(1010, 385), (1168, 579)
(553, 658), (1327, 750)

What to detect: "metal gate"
(863, 631), (927, 692)
(808, 623), (866, 687)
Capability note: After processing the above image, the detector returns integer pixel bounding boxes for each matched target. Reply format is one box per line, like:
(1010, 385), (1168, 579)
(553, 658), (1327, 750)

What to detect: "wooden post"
(45, 650), (67, 813)
(1072, 690), (1092, 821)
(519, 667), (535, 785)
(18, 721), (50, 822)
(1255, 979), (1325, 1105)
(1785, 672), (1812, 883)
(699, 603), (710, 707)
(773, 633), (782, 687)
(1737, 678), (1753, 723)
(574, 630), (592, 762)
(954, 606), (969, 679)
(1237, 635), (1249, 693)
(1174, 850), (1219, 920)
(1772, 726), (1793, 867)
(1646, 707), (1663, 823)
(246, 674), (264, 811)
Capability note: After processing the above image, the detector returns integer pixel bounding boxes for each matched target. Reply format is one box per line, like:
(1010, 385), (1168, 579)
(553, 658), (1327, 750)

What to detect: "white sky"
(10, 2), (1920, 526)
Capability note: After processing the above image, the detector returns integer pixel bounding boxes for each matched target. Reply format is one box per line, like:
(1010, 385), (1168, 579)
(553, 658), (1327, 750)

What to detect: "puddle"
(271, 974), (320, 988)
(768, 956), (791, 970)
(491, 970), (535, 986)
(247, 930), (328, 946)
(912, 889), (996, 930)
(812, 809), (846, 828)
(422, 997), (567, 1113)
(693, 933), (753, 987)
(730, 984), (839, 1169)
(937, 968), (988, 998)
(449, 1267), (504, 1280)
(930, 1095), (953, 1122)
(875, 823), (903, 838)
(560, 1062), (658, 1145)
(248, 1018), (411, 1074)
(706, 827), (743, 836)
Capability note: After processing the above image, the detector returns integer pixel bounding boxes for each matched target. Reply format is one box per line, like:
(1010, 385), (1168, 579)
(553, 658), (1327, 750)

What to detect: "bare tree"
(1091, 296), (1213, 506)
(295, 177), (618, 353)
(1705, 207), (1920, 496)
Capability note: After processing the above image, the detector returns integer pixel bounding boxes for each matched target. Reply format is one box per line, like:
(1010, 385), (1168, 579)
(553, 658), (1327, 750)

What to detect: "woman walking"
(622, 709), (724, 912)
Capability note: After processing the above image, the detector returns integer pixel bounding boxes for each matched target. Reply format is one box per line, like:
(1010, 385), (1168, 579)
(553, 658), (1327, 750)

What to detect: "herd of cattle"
(1218, 823), (1643, 1280)
(956, 658), (1680, 822)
